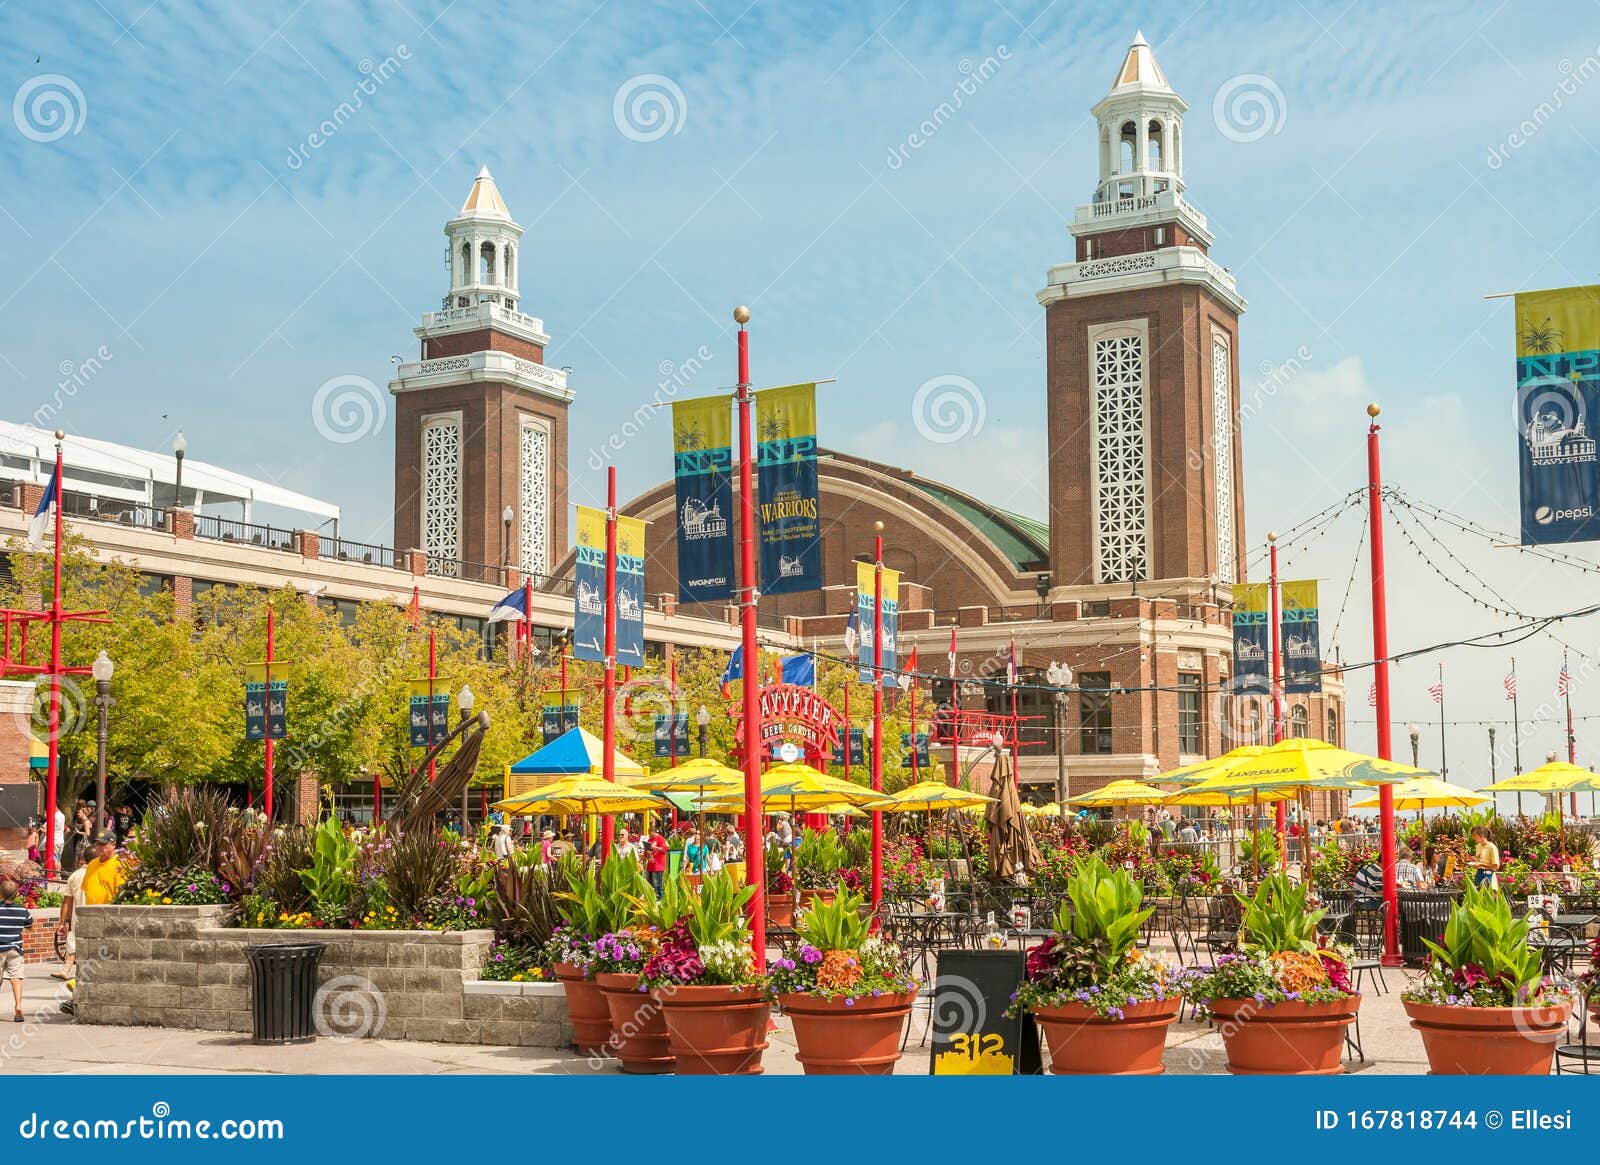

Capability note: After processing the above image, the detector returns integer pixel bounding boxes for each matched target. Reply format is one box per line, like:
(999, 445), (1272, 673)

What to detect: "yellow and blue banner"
(756, 382), (821, 593)
(856, 560), (899, 683)
(573, 505), (606, 662)
(542, 688), (581, 744)
(1231, 582), (1269, 690)
(615, 514), (646, 668)
(653, 713), (690, 758)
(671, 394), (734, 603)
(243, 663), (288, 741)
(1280, 579), (1321, 693)
(1515, 285), (1600, 545)
(406, 679), (449, 748)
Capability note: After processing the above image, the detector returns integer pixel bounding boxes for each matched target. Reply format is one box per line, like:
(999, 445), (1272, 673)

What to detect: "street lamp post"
(91, 649), (114, 831)
(1488, 725), (1497, 790)
(501, 505), (514, 568)
(458, 684), (475, 831)
(1046, 660), (1072, 823)
(172, 431), (186, 508)
(1408, 724), (1420, 769)
(695, 703), (710, 759)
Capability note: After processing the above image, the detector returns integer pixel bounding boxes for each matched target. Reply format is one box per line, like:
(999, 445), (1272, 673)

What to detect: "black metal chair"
(1198, 895), (1242, 956)
(1344, 905), (1389, 996)
(1554, 995), (1598, 1075)
(1397, 891), (1457, 965)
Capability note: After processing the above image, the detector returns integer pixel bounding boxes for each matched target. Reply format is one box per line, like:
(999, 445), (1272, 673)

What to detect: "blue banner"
(1232, 581), (1270, 690)
(1281, 579), (1321, 693)
(653, 713), (690, 758)
(572, 505), (605, 663)
(756, 382), (821, 593)
(615, 514), (646, 668)
(243, 666), (287, 741)
(830, 727), (864, 766)
(856, 563), (899, 684)
(671, 395), (734, 602)
(407, 685), (450, 748)
(1515, 286), (1600, 545)
(542, 691), (580, 744)
(900, 731), (930, 768)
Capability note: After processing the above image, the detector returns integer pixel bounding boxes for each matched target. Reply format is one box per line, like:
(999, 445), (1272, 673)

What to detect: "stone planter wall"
(72, 905), (569, 1047)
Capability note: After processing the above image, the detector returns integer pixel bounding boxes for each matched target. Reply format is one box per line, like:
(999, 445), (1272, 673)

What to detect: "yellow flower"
(161, 897), (172, 904)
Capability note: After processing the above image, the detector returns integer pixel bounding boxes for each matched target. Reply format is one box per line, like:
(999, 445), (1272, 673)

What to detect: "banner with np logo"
(1516, 284), (1600, 545)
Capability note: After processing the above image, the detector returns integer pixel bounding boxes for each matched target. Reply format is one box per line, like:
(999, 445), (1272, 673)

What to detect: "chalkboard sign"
(0, 785), (41, 829)
(929, 949), (1041, 1075)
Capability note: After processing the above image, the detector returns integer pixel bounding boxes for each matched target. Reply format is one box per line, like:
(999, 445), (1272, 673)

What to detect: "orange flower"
(1270, 951), (1330, 994)
(816, 949), (864, 992)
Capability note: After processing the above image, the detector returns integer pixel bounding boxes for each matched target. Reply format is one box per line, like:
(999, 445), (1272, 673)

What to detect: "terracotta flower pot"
(660, 984), (771, 1075)
(595, 971), (675, 1074)
(1032, 996), (1181, 1075)
(768, 894), (797, 929)
(799, 888), (836, 910)
(1207, 996), (1361, 1075)
(1403, 999), (1570, 1075)
(779, 991), (915, 1075)
(553, 961), (611, 1057)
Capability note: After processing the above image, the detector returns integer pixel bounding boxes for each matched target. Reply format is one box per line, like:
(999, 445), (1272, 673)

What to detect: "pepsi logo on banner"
(1515, 285), (1600, 546)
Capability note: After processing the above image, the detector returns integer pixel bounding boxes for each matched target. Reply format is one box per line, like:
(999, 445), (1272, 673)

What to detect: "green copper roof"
(906, 480), (1049, 571)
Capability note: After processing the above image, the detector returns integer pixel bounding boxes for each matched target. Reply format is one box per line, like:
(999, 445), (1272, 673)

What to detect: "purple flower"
(844, 998), (855, 1007)
(800, 945), (823, 965)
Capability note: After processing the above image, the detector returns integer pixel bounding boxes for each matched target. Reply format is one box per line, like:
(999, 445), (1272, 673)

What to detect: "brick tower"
(390, 168), (572, 579)
(1039, 33), (1246, 594)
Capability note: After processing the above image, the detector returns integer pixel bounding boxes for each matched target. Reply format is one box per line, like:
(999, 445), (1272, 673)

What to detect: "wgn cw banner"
(1232, 582), (1270, 689)
(756, 382), (821, 593)
(671, 394), (734, 603)
(856, 560), (899, 683)
(573, 506), (606, 662)
(1516, 284), (1600, 545)
(1280, 580), (1321, 693)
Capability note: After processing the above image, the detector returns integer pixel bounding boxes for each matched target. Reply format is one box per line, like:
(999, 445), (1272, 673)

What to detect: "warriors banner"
(1280, 580), (1322, 693)
(756, 382), (821, 593)
(856, 560), (900, 683)
(615, 514), (646, 668)
(572, 505), (606, 662)
(1231, 582), (1270, 690)
(1515, 285), (1600, 545)
(671, 394), (734, 603)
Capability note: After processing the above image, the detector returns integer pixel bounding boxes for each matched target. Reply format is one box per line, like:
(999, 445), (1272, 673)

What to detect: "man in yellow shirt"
(80, 833), (124, 905)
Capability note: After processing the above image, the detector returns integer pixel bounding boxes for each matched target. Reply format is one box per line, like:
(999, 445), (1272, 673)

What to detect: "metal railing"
(192, 513), (296, 551)
(59, 491), (167, 530)
(318, 536), (399, 569)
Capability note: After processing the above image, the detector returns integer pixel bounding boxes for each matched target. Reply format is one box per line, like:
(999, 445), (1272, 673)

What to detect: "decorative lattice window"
(519, 417), (549, 579)
(1092, 331), (1149, 583)
(422, 415), (461, 577)
(1212, 335), (1235, 583)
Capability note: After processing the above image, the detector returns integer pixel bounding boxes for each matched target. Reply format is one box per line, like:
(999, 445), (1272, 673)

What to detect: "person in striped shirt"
(0, 880), (33, 1022)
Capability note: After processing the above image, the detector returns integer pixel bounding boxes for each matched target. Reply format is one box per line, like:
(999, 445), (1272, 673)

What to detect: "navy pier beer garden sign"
(736, 683), (843, 753)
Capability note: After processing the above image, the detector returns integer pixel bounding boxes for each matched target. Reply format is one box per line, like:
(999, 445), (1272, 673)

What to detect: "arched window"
(479, 242), (496, 285)
(1291, 705), (1309, 738)
(1119, 121), (1136, 172)
(1147, 119), (1163, 170)
(503, 243), (515, 291)
(1327, 708), (1339, 747)
(459, 242), (471, 286)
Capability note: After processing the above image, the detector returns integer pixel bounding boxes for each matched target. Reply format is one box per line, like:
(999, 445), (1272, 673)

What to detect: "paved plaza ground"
(2, 942), (1432, 1075)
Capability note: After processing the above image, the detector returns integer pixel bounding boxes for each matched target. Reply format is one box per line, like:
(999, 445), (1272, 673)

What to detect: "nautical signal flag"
(843, 607), (859, 660)
(720, 645), (745, 698)
(26, 461), (60, 550)
(779, 653), (815, 687)
(1006, 641), (1018, 687)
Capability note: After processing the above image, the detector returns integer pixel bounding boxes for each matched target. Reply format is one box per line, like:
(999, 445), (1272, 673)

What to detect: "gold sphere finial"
(53, 429), (65, 441)
(733, 305), (751, 325)
(1366, 403), (1380, 418)
(1267, 530), (1278, 542)
(873, 520), (884, 532)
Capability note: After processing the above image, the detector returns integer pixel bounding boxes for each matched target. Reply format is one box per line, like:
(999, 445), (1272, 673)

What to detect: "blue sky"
(4, 0), (1600, 791)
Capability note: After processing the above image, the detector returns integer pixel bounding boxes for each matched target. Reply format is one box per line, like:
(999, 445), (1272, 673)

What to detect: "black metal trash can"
(245, 943), (326, 1045)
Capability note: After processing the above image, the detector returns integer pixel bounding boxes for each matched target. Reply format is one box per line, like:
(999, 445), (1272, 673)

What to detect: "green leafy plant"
(1404, 882), (1555, 1008)
(795, 887), (871, 953)
(297, 816), (360, 923)
(769, 886), (917, 1000)
(1057, 855), (1151, 979)
(1238, 872), (1323, 955)
(489, 855), (563, 949)
(554, 853), (650, 936)
(795, 828), (843, 889)
(1238, 829), (1280, 872)
(681, 869), (755, 948)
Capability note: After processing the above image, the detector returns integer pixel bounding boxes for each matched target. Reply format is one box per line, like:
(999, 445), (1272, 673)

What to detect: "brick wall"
(21, 907), (59, 963)
(73, 905), (571, 1047)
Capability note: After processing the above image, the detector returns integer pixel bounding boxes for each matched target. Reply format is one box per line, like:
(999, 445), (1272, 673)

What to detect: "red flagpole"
(264, 604), (276, 818)
(601, 465), (618, 859)
(427, 629), (438, 784)
(735, 306), (766, 966)
(871, 524), (885, 916)
(44, 440), (64, 876)
(1269, 534), (1285, 859)
(909, 655), (919, 785)
(1367, 405), (1401, 966)
(843, 677), (852, 783)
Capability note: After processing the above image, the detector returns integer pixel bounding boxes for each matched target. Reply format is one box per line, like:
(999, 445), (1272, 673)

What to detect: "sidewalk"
(3, 948), (1434, 1075)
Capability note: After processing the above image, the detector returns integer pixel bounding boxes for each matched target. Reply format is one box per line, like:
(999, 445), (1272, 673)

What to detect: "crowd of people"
(24, 799), (136, 871)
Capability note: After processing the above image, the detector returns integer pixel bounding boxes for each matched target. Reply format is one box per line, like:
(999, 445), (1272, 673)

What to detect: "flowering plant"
(1183, 873), (1355, 1014)
(638, 872), (764, 990)
(541, 924), (598, 974)
(1008, 856), (1183, 1018)
(769, 888), (916, 1001)
(591, 926), (661, 974)
(1403, 882), (1565, 1008)
(480, 941), (549, 983)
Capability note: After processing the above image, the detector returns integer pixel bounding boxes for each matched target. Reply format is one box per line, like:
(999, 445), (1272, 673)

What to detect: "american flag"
(1504, 672), (1517, 700)
(1558, 664), (1572, 697)
(1367, 681), (1376, 708)
(1006, 641), (1018, 687)
(948, 626), (958, 680)
(1429, 681), (1444, 703)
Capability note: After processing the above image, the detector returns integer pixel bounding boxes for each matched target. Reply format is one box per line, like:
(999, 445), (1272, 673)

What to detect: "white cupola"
(444, 166), (523, 311)
(1091, 32), (1188, 205)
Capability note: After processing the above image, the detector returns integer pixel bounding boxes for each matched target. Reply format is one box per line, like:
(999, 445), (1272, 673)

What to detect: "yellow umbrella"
(491, 774), (662, 816)
(1184, 738), (1425, 795)
(1154, 744), (1268, 786)
(1482, 760), (1595, 793)
(860, 781), (996, 812)
(1065, 779), (1172, 807)
(1348, 777), (1490, 812)
(1165, 785), (1295, 807)
(806, 801), (869, 818)
(698, 763), (878, 810)
(629, 757), (746, 793)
